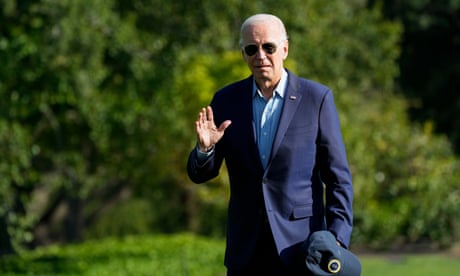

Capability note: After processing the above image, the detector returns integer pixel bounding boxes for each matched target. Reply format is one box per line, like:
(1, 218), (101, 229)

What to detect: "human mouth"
(255, 63), (270, 69)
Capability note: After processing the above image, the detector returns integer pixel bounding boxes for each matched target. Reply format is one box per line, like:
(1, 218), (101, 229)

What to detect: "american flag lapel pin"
(289, 95), (297, 100)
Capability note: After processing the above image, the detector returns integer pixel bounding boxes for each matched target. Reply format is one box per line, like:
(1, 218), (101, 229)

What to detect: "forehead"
(241, 21), (282, 44)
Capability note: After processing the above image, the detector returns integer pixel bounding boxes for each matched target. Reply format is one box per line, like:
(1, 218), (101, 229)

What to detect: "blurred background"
(1, 0), (459, 257)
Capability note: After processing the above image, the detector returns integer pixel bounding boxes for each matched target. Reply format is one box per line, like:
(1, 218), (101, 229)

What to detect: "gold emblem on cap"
(327, 258), (341, 274)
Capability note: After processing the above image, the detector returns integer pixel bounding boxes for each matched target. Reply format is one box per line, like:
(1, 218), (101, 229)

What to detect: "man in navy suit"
(187, 13), (354, 275)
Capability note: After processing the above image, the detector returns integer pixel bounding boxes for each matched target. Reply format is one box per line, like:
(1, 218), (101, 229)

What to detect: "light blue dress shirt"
(252, 69), (287, 169)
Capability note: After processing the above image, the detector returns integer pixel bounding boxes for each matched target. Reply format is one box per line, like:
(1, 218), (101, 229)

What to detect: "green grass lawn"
(0, 233), (459, 275)
(361, 253), (459, 276)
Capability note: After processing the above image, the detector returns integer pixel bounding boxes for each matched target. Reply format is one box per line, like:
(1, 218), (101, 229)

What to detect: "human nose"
(255, 47), (267, 59)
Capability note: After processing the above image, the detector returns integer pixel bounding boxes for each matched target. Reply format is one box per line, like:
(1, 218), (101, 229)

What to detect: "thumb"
(218, 120), (232, 132)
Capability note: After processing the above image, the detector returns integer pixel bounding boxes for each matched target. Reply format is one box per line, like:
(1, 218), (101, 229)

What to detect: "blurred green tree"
(0, 0), (154, 251)
(367, 0), (460, 153)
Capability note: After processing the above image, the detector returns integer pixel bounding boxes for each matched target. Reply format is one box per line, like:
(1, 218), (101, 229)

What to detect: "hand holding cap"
(303, 231), (361, 276)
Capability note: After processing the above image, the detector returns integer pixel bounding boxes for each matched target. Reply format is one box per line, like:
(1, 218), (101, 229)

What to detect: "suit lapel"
(241, 76), (265, 171)
(270, 73), (302, 164)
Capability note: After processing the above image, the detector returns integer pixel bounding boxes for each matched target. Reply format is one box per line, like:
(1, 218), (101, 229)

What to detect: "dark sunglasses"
(243, 42), (278, 56)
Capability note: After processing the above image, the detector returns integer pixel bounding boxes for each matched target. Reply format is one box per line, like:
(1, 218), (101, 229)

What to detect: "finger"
(218, 120), (232, 132)
(197, 107), (206, 124)
(206, 106), (214, 122)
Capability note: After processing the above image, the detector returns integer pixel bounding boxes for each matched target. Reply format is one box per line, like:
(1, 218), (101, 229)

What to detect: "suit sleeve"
(187, 145), (223, 183)
(317, 91), (354, 248)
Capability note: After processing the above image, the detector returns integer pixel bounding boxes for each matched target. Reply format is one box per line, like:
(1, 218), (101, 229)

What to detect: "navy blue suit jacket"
(187, 70), (353, 269)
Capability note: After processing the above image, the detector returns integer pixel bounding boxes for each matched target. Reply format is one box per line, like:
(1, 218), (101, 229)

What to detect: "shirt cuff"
(196, 145), (214, 161)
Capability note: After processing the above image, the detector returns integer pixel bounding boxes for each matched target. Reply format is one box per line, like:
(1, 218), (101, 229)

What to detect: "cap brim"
(336, 244), (361, 276)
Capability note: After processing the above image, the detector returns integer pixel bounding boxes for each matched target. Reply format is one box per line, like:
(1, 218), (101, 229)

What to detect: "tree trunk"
(0, 215), (15, 256)
(65, 196), (83, 243)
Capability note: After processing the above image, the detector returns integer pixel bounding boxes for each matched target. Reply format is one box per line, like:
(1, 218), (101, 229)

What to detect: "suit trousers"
(227, 218), (312, 276)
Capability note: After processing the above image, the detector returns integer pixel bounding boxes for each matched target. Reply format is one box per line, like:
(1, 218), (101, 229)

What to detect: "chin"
(253, 69), (271, 76)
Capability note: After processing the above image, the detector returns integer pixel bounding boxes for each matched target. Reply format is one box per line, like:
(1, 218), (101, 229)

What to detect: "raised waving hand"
(195, 106), (232, 152)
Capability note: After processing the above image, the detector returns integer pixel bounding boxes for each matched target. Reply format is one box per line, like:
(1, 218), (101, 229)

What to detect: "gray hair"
(239, 14), (288, 47)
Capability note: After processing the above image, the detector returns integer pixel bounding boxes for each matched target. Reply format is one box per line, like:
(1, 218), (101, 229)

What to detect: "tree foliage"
(0, 0), (459, 254)
(368, 0), (460, 153)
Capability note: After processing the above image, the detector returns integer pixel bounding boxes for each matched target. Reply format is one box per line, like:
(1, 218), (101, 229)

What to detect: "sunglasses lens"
(262, 43), (277, 54)
(244, 45), (258, 56)
(244, 43), (278, 56)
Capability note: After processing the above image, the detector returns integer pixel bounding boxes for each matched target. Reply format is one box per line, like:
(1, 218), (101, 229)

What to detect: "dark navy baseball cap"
(303, 231), (361, 276)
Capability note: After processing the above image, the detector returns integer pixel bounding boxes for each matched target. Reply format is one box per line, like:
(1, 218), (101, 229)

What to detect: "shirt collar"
(252, 69), (288, 99)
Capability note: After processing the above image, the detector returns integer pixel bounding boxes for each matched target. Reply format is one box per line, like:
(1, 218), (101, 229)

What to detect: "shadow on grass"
(0, 251), (152, 275)
(1, 255), (80, 274)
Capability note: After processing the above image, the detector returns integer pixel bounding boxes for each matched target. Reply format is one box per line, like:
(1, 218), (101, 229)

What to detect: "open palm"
(195, 106), (232, 151)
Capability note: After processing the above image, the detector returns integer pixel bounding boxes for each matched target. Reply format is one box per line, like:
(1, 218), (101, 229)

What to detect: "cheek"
(243, 55), (253, 64)
(273, 57), (284, 67)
